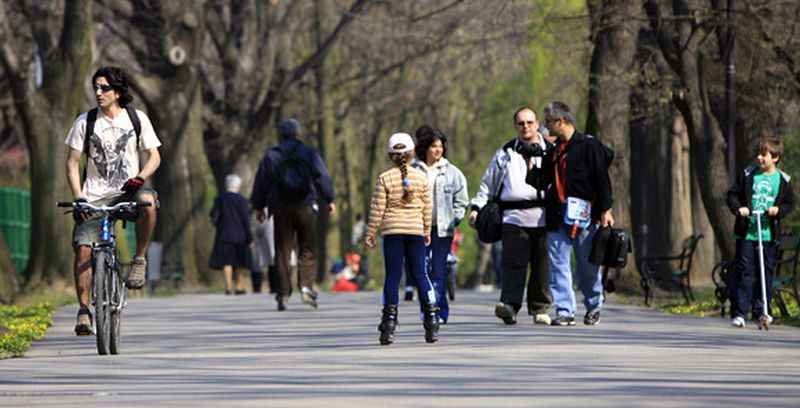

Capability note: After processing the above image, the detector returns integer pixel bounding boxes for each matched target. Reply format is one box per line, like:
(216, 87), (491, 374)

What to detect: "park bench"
(712, 232), (800, 317)
(637, 234), (703, 305)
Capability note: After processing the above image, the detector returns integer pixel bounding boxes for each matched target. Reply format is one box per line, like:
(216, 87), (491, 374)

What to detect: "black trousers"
(500, 223), (552, 314)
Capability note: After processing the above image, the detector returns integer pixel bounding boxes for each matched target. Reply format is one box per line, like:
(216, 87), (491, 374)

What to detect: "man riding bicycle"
(64, 66), (161, 336)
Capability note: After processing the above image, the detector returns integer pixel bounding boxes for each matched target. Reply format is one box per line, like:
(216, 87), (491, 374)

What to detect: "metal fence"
(0, 187), (30, 274)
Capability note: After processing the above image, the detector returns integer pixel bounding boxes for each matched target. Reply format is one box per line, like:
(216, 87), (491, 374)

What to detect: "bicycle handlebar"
(57, 200), (152, 213)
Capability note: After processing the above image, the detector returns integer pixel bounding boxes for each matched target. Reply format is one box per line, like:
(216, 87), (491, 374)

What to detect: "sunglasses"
(516, 120), (536, 127)
(93, 83), (114, 93)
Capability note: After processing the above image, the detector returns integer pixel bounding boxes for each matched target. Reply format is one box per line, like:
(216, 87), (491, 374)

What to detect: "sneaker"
(584, 309), (601, 326)
(551, 315), (577, 326)
(126, 256), (147, 289)
(234, 290), (246, 295)
(494, 303), (517, 325)
(533, 313), (552, 325)
(74, 312), (93, 336)
(731, 316), (746, 328)
(301, 286), (318, 309)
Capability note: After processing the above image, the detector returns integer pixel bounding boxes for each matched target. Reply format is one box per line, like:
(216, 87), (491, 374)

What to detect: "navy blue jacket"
(211, 191), (253, 245)
(726, 165), (794, 241)
(250, 137), (334, 211)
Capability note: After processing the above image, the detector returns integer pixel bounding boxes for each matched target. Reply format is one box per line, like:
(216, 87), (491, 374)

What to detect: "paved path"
(2, 290), (799, 407)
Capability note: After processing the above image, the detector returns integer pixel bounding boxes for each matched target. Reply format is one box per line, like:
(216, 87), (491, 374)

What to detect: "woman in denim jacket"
(409, 125), (469, 323)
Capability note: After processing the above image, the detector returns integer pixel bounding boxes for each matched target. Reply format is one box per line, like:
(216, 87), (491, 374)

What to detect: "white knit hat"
(386, 132), (415, 153)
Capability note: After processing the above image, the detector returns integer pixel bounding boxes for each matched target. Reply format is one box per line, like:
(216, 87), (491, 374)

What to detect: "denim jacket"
(411, 158), (469, 237)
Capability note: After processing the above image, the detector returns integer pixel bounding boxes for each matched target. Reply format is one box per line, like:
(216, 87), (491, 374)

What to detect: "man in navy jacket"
(251, 119), (335, 310)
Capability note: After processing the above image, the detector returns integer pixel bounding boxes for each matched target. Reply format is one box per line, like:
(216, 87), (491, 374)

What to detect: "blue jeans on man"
(548, 223), (603, 321)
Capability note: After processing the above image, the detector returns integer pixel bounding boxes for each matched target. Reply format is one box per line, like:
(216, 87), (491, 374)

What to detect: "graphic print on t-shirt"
(752, 178), (776, 212)
(88, 125), (136, 190)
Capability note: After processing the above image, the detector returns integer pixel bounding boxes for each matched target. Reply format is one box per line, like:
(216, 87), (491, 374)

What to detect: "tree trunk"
(585, 0), (641, 283)
(645, 0), (735, 260)
(0, 236), (18, 303)
(125, 2), (212, 286)
(0, 0), (93, 289)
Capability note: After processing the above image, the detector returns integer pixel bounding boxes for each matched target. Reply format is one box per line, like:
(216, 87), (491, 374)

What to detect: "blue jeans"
(547, 223), (603, 317)
(382, 235), (435, 306)
(429, 234), (453, 321)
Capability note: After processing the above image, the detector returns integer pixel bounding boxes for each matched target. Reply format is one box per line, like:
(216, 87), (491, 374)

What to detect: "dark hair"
(758, 138), (784, 163)
(91, 66), (134, 106)
(513, 106), (537, 124)
(414, 124), (447, 161)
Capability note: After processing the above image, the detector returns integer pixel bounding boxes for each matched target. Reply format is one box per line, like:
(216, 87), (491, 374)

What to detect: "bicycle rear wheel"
(93, 251), (111, 355)
(110, 266), (123, 354)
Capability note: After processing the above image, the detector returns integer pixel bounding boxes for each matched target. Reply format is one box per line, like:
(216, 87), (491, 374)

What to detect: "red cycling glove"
(122, 176), (145, 194)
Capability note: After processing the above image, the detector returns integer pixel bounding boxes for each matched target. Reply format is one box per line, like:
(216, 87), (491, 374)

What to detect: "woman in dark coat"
(209, 174), (253, 295)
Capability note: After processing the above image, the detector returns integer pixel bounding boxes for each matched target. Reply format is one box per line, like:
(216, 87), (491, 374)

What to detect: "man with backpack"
(64, 66), (161, 335)
(542, 101), (614, 326)
(251, 118), (335, 311)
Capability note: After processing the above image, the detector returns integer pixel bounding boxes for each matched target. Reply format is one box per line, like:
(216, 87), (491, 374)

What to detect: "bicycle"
(58, 199), (150, 355)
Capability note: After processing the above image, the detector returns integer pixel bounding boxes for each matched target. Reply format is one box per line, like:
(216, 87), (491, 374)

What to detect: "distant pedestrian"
(250, 118), (335, 311)
(408, 125), (468, 324)
(249, 209), (275, 293)
(209, 174), (253, 295)
(726, 138), (794, 329)
(365, 132), (438, 345)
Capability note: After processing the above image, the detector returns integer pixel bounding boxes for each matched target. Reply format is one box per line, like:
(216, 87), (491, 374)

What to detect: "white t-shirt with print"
(64, 108), (161, 202)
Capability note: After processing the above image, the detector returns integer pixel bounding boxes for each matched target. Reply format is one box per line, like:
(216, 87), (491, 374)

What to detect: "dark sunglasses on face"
(517, 120), (535, 127)
(93, 84), (114, 93)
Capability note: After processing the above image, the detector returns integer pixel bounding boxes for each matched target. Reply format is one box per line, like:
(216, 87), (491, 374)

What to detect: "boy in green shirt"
(726, 138), (795, 328)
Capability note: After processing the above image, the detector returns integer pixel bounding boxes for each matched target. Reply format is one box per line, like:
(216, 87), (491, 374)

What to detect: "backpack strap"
(125, 105), (142, 150)
(83, 108), (99, 156)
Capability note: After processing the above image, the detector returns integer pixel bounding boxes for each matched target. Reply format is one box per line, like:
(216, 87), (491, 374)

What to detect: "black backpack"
(83, 106), (142, 155)
(275, 142), (313, 202)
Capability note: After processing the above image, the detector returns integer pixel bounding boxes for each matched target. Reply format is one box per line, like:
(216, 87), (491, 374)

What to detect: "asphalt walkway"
(2, 290), (799, 407)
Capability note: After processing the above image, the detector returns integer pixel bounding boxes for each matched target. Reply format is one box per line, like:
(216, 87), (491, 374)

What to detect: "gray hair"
(225, 174), (242, 192)
(544, 101), (576, 125)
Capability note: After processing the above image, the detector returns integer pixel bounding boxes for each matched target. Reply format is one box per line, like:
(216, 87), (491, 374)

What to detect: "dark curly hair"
(91, 66), (134, 106)
(414, 124), (447, 162)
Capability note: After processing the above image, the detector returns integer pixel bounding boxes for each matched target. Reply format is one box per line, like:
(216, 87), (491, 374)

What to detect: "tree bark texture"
(586, 0), (641, 281)
(0, 0), (93, 289)
(645, 0), (735, 260)
(124, 2), (212, 285)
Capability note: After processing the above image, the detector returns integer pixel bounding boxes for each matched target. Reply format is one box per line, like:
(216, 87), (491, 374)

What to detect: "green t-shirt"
(745, 170), (781, 242)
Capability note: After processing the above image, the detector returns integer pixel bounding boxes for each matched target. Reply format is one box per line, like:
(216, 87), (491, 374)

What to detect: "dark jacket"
(544, 131), (613, 231)
(726, 165), (794, 240)
(211, 191), (253, 245)
(250, 137), (334, 211)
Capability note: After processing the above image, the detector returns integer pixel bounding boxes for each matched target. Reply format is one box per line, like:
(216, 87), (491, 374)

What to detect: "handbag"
(476, 199), (503, 243)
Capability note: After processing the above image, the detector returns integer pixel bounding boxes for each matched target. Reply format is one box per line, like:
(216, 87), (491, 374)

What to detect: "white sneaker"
(731, 316), (746, 328)
(533, 313), (552, 325)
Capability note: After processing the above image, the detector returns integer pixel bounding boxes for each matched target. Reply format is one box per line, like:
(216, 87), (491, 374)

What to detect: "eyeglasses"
(516, 120), (536, 127)
(544, 117), (561, 124)
(93, 84), (114, 93)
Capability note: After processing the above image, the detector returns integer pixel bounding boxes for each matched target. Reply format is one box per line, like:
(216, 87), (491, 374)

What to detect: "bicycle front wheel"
(93, 251), (111, 355)
(110, 266), (124, 354)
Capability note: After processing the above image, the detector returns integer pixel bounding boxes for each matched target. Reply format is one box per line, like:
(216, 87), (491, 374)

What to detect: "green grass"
(0, 302), (54, 359)
(612, 286), (800, 327)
